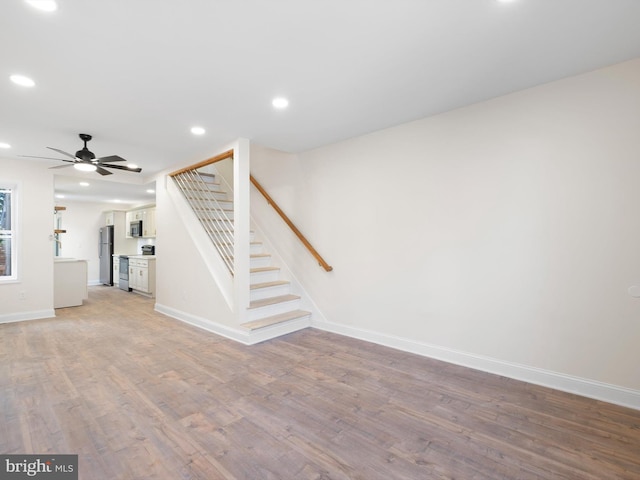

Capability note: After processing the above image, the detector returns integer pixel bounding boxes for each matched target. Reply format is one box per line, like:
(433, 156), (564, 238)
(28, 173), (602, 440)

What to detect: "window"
(0, 185), (16, 281)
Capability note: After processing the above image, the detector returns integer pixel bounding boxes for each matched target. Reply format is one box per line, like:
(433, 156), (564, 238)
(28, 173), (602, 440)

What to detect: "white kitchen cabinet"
(129, 257), (156, 297)
(143, 207), (156, 238)
(105, 211), (115, 226)
(125, 206), (156, 238)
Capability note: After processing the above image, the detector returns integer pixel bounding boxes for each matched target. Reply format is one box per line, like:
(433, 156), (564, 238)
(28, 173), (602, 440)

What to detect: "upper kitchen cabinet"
(143, 207), (156, 238)
(105, 210), (116, 226)
(125, 206), (156, 238)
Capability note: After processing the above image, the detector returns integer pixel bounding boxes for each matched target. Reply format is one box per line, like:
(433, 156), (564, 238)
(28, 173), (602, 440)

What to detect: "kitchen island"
(54, 258), (88, 308)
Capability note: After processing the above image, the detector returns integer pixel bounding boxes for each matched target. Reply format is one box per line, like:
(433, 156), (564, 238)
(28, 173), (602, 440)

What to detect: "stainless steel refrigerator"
(99, 225), (114, 286)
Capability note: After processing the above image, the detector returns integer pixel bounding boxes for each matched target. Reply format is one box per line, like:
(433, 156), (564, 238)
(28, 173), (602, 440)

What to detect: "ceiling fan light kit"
(74, 162), (97, 172)
(21, 133), (142, 176)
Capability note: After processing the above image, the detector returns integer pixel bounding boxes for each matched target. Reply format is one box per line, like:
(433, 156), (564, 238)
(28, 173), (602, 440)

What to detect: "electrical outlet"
(18, 291), (27, 300)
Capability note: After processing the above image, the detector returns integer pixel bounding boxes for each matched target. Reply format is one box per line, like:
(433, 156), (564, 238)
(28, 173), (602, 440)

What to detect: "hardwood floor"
(1, 286), (639, 479)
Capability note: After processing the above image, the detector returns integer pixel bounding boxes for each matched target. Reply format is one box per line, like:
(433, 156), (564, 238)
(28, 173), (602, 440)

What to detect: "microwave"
(130, 220), (143, 237)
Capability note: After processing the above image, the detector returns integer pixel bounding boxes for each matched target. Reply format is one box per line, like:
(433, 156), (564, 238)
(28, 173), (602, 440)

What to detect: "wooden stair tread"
(250, 253), (270, 258)
(250, 280), (290, 290)
(249, 294), (300, 309)
(242, 309), (311, 331)
(250, 266), (279, 273)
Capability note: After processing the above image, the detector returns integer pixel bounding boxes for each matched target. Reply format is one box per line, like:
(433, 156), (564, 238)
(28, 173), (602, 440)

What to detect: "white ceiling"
(2, 0), (640, 202)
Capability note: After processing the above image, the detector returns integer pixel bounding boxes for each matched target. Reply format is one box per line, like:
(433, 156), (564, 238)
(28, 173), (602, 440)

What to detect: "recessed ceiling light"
(127, 163), (139, 169)
(190, 126), (206, 135)
(0, 142), (11, 149)
(10, 74), (36, 87)
(55, 194), (65, 199)
(272, 97), (289, 109)
(25, 0), (58, 12)
(146, 189), (155, 194)
(79, 182), (90, 187)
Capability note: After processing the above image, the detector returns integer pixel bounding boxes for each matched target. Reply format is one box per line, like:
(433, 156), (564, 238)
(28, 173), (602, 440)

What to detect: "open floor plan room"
(1, 287), (639, 479)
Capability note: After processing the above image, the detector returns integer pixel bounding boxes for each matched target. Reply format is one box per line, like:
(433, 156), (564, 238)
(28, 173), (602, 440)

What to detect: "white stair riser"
(248, 298), (302, 321)
(250, 256), (272, 268)
(250, 242), (262, 254)
(185, 191), (228, 200)
(245, 315), (312, 345)
(181, 185), (227, 193)
(250, 284), (291, 302)
(250, 269), (280, 283)
(187, 199), (233, 209)
(179, 179), (220, 188)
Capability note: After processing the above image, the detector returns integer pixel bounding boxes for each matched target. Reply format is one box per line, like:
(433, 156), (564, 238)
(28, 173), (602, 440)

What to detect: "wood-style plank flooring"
(1, 286), (639, 479)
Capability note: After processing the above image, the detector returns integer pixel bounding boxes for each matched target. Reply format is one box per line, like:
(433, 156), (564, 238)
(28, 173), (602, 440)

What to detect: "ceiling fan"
(22, 133), (142, 176)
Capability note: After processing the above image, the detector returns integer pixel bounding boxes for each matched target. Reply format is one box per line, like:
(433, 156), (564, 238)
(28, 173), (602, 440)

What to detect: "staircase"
(172, 169), (312, 338)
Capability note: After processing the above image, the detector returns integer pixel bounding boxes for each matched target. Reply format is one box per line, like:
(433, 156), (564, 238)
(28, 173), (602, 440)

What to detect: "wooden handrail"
(169, 151), (332, 272)
(169, 149), (234, 177)
(250, 175), (333, 272)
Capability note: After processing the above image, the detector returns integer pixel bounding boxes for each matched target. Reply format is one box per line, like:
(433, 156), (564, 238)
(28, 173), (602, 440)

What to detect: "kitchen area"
(53, 184), (157, 308)
(105, 207), (157, 297)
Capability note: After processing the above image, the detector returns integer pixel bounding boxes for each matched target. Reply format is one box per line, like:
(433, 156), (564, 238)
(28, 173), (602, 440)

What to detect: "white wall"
(54, 201), (142, 284)
(154, 173), (236, 329)
(55, 201), (112, 283)
(0, 158), (55, 321)
(250, 58), (640, 395)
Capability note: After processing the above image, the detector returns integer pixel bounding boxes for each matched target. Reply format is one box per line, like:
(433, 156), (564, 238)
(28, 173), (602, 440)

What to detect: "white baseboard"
(0, 309), (56, 325)
(154, 303), (312, 345)
(154, 303), (251, 345)
(313, 319), (640, 411)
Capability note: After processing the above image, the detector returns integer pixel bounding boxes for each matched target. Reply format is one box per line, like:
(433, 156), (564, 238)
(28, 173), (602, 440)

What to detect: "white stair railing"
(172, 166), (235, 274)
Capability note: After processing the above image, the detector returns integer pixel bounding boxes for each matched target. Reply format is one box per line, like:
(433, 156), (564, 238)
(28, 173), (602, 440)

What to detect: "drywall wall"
(250, 58), (640, 393)
(153, 172), (237, 330)
(0, 158), (55, 321)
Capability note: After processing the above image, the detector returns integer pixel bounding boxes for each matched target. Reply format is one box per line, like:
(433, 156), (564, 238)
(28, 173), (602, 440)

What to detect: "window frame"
(0, 182), (18, 283)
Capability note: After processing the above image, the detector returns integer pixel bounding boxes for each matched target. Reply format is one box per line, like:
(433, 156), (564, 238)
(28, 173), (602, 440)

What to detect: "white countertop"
(54, 257), (87, 263)
(128, 255), (156, 259)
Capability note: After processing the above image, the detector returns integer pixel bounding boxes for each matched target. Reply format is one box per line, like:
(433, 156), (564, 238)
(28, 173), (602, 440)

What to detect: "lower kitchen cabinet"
(129, 257), (156, 297)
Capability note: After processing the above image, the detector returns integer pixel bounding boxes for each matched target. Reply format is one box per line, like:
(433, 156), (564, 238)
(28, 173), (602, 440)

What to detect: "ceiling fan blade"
(95, 166), (113, 176)
(100, 163), (142, 173)
(20, 155), (75, 162)
(46, 147), (77, 160)
(96, 155), (126, 162)
(48, 164), (74, 170)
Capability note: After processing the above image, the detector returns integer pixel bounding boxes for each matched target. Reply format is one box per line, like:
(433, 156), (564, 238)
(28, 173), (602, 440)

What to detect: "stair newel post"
(232, 138), (252, 323)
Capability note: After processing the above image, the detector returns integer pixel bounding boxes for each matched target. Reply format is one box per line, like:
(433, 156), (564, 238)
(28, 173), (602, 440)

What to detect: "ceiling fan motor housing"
(75, 147), (96, 161)
(76, 133), (95, 160)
